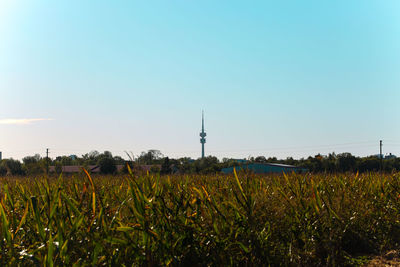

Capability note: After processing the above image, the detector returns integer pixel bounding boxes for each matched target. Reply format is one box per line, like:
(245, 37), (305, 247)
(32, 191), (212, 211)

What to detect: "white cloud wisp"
(0, 118), (53, 125)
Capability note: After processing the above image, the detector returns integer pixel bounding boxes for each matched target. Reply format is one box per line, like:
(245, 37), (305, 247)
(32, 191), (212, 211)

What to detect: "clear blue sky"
(0, 0), (399, 160)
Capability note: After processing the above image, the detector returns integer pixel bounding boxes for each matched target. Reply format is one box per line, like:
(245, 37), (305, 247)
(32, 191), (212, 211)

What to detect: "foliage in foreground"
(0, 171), (399, 266)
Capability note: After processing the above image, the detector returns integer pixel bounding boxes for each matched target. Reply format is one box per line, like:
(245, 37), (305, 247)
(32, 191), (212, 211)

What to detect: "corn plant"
(0, 170), (398, 266)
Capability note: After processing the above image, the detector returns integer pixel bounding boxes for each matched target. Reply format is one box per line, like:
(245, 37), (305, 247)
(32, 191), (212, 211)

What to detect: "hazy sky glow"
(1, 0), (399, 160)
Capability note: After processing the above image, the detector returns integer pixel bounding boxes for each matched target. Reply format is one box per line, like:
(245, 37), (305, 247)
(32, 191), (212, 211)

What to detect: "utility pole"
(380, 140), (383, 173)
(46, 148), (49, 175)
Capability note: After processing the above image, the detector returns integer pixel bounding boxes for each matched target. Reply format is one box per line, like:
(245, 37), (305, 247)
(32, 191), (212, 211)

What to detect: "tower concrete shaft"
(200, 111), (206, 158)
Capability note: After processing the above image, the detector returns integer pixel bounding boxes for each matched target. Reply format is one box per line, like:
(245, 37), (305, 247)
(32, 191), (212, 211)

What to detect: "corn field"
(0, 168), (399, 266)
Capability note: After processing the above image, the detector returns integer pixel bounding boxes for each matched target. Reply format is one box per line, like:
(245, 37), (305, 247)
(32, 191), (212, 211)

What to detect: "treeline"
(0, 151), (126, 176)
(0, 150), (398, 176)
(249, 152), (400, 173)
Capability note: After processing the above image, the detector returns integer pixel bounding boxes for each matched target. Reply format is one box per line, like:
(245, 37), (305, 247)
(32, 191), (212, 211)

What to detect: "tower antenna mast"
(200, 111), (207, 158)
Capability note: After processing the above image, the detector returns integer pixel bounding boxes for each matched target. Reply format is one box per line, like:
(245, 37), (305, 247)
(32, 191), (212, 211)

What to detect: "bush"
(98, 157), (117, 174)
(0, 164), (6, 176)
(1, 159), (25, 175)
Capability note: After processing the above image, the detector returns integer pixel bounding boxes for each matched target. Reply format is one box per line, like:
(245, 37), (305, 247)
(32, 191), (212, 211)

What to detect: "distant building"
(385, 153), (396, 159)
(221, 163), (307, 174)
(49, 165), (107, 174)
(49, 164), (161, 174)
(373, 153), (397, 160)
(0, 151), (2, 161)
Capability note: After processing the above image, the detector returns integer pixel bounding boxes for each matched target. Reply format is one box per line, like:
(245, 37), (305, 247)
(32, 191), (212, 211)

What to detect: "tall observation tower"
(200, 111), (206, 158)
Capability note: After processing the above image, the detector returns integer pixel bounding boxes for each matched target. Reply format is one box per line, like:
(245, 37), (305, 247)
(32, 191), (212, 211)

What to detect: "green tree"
(22, 154), (45, 175)
(194, 156), (220, 174)
(137, 150), (163, 165)
(337, 153), (357, 172)
(357, 156), (380, 172)
(254, 156), (267, 163)
(82, 150), (100, 165)
(161, 157), (171, 174)
(98, 157), (117, 174)
(1, 159), (25, 175)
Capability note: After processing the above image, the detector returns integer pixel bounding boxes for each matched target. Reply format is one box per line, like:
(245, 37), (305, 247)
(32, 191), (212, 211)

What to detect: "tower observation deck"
(200, 111), (206, 158)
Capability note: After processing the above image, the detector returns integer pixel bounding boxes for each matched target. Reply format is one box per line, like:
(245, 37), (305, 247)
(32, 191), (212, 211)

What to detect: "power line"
(190, 141), (379, 154)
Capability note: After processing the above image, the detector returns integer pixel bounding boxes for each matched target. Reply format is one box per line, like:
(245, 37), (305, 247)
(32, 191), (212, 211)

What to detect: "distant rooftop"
(261, 163), (301, 168)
